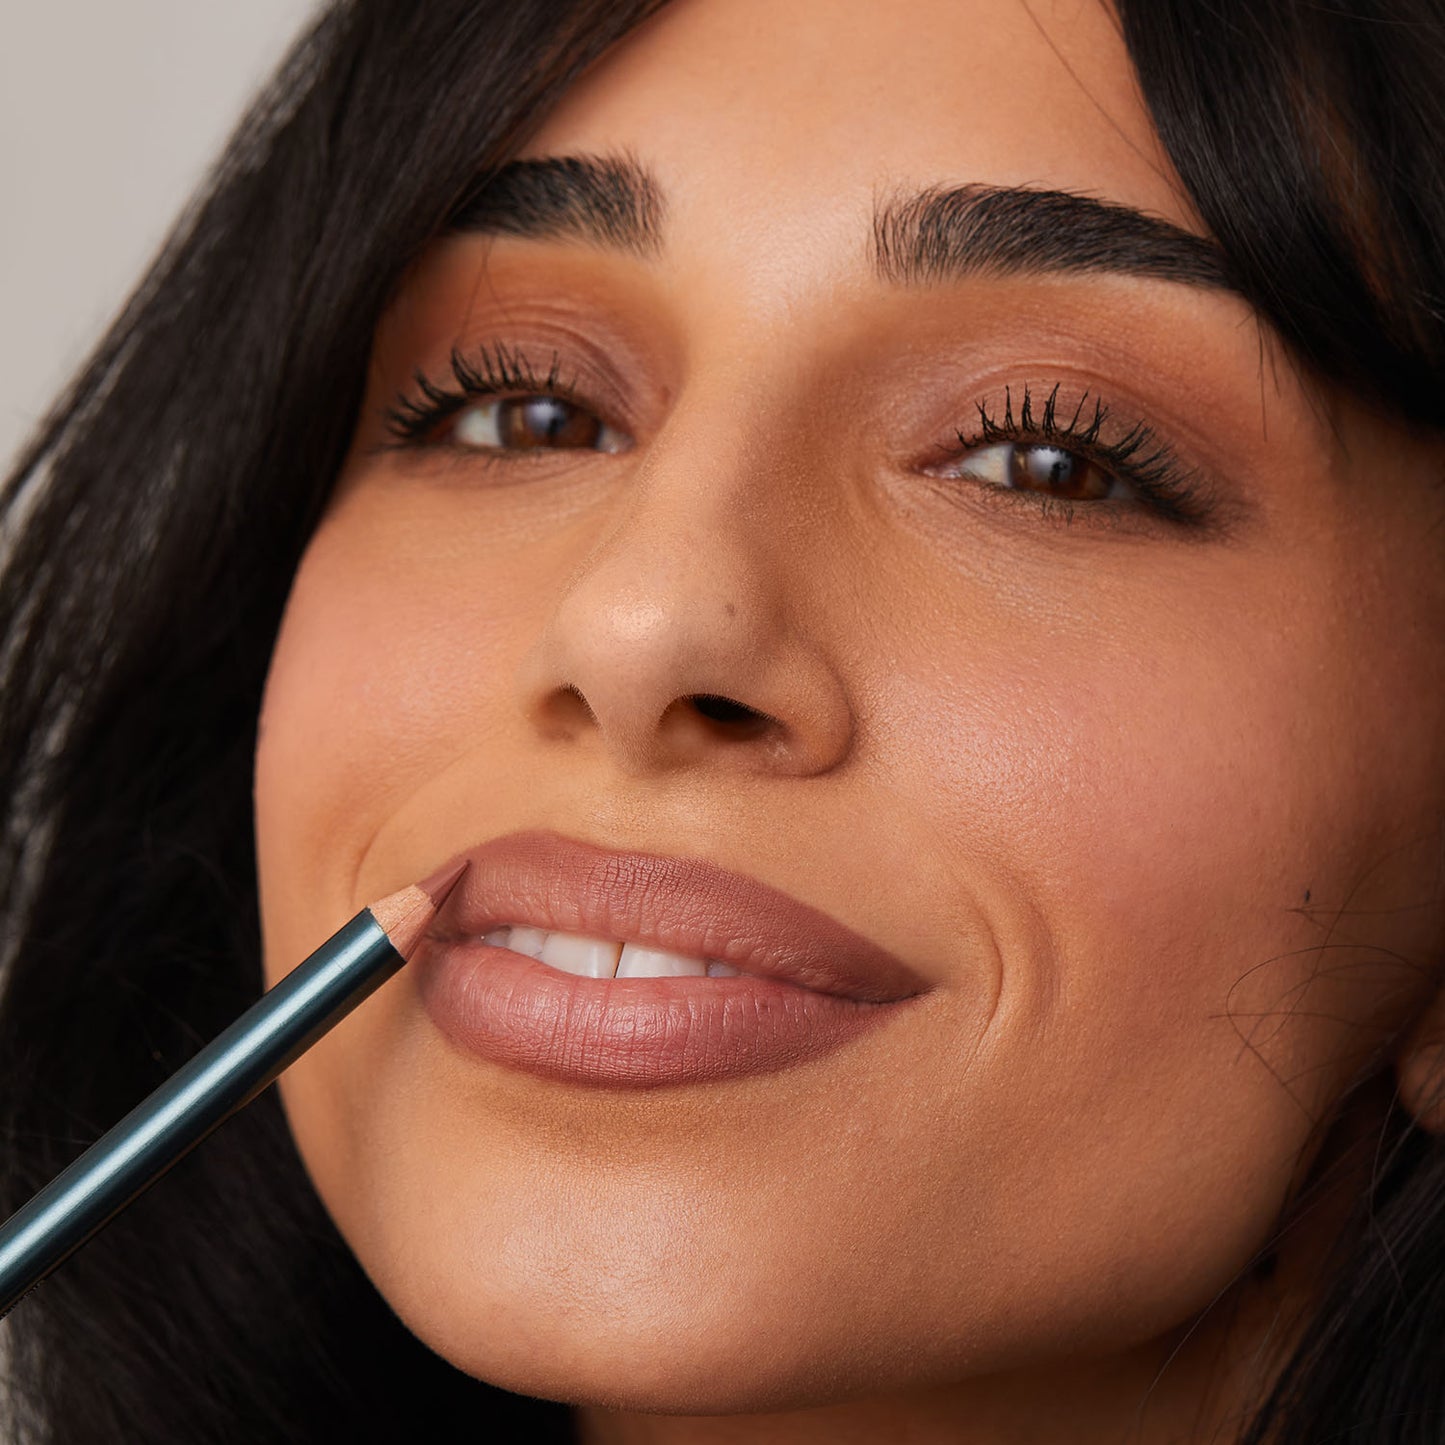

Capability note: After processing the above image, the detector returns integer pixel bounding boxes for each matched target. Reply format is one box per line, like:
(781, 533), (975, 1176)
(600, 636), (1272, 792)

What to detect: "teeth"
(506, 925), (548, 960)
(480, 925), (743, 979)
(617, 942), (706, 978)
(538, 931), (622, 978)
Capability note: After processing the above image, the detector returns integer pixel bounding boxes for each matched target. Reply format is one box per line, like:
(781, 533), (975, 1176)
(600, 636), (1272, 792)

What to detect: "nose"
(512, 441), (854, 779)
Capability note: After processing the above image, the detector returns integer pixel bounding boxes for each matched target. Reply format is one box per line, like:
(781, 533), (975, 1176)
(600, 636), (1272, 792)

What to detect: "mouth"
(414, 829), (927, 1088)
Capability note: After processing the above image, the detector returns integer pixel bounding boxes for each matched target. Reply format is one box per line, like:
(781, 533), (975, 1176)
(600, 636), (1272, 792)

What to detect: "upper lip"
(426, 830), (927, 1004)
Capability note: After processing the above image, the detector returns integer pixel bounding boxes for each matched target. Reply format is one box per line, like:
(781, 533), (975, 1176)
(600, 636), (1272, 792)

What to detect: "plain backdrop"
(0, 0), (323, 474)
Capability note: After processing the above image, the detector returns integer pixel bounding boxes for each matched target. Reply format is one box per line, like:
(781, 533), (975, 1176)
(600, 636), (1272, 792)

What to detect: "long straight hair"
(1, 2), (1442, 1441)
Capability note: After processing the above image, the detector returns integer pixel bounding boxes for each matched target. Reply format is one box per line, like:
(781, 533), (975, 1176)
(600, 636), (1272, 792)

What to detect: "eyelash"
(936, 380), (1213, 530)
(384, 343), (591, 446)
(385, 348), (1214, 530)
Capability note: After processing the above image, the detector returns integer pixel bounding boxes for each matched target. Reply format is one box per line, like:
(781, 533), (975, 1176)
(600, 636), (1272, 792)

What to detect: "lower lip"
(416, 940), (907, 1088)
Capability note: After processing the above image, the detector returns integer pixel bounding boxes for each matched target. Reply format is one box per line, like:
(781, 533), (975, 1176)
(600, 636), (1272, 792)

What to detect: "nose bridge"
(574, 373), (792, 617)
(511, 390), (854, 778)
(557, 474), (760, 694)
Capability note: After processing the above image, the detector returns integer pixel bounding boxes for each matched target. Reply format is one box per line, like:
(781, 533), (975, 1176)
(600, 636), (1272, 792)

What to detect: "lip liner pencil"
(0, 859), (468, 1319)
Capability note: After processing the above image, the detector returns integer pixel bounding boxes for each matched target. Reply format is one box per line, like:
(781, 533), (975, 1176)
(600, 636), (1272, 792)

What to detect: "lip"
(414, 829), (927, 1088)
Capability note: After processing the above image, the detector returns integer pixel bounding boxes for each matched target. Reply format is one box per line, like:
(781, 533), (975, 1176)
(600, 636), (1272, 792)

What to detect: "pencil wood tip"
(369, 859), (469, 959)
(417, 857), (469, 906)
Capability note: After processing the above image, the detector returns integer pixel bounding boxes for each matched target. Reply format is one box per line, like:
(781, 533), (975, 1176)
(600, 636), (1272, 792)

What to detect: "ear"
(1395, 987), (1445, 1133)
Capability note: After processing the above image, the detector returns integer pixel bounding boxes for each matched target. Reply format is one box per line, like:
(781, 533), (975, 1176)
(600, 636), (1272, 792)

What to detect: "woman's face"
(254, 0), (1445, 1433)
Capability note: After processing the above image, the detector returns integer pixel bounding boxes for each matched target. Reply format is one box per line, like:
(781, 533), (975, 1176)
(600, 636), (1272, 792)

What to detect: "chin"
(376, 1262), (905, 1416)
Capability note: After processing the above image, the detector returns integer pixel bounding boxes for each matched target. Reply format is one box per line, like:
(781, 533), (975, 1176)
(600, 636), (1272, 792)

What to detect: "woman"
(2, 0), (1443, 1440)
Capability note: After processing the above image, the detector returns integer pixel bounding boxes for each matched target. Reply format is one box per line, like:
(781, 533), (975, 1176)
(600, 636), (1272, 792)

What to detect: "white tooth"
(506, 925), (549, 960)
(538, 931), (622, 977)
(482, 927), (512, 947)
(706, 959), (742, 978)
(616, 942), (707, 978)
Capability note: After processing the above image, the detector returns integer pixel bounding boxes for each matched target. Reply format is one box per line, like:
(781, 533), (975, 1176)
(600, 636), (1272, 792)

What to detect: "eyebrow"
(449, 154), (665, 258)
(871, 183), (1237, 295)
(448, 154), (1240, 298)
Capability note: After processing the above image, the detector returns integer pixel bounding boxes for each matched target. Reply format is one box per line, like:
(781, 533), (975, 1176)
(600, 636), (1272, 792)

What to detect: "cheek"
(883, 554), (1438, 1183)
(252, 497), (531, 1204)
(254, 498), (522, 960)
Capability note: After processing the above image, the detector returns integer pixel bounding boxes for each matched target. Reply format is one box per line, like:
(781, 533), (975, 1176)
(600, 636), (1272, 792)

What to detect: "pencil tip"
(417, 856), (469, 906)
(368, 858), (472, 958)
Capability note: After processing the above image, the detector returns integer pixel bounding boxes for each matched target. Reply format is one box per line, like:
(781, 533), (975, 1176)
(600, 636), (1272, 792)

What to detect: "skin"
(252, 0), (1445, 1439)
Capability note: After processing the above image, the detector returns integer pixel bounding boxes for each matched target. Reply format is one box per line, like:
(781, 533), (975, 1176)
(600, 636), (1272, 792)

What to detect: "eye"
(914, 382), (1218, 529)
(451, 395), (630, 454)
(937, 440), (1134, 501)
(383, 344), (636, 456)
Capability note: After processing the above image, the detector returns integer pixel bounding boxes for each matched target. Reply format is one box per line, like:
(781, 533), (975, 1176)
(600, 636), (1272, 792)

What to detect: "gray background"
(1, 1), (322, 473)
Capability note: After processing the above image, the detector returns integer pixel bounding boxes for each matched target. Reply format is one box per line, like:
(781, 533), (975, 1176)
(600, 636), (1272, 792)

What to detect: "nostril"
(691, 694), (752, 723)
(689, 694), (767, 730)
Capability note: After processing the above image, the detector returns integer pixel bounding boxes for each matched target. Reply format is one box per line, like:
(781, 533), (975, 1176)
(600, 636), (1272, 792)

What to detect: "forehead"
(521, 0), (1202, 270)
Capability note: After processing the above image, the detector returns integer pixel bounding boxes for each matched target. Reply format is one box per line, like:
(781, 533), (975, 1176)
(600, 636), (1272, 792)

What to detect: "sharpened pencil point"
(369, 860), (469, 960)
(418, 857), (469, 906)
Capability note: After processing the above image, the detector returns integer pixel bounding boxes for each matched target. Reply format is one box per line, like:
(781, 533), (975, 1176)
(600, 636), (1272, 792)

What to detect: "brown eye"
(452, 395), (629, 453)
(931, 441), (1130, 501)
(1007, 444), (1117, 500)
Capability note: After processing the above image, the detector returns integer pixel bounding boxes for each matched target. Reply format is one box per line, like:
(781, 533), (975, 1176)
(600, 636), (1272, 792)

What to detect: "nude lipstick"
(0, 859), (468, 1319)
(418, 830), (926, 1088)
